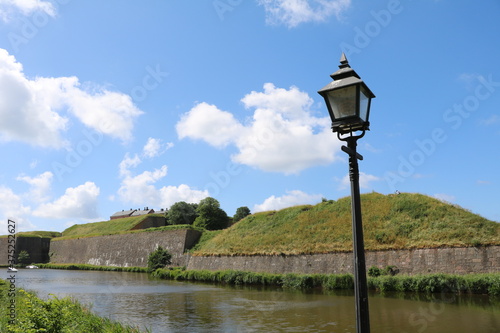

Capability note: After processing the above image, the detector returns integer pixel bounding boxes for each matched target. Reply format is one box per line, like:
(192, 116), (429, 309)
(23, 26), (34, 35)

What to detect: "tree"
(233, 206), (251, 222)
(147, 246), (172, 272)
(166, 201), (198, 225)
(193, 197), (229, 230)
(17, 250), (31, 266)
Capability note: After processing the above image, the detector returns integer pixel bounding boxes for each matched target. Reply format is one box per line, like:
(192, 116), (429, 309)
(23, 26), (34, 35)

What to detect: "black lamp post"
(318, 53), (375, 333)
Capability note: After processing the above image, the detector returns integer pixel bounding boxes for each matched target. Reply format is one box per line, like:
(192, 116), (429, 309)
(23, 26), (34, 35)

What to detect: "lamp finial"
(339, 53), (350, 68)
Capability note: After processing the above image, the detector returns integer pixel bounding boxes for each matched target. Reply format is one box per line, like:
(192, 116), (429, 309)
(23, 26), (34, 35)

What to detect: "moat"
(15, 269), (500, 333)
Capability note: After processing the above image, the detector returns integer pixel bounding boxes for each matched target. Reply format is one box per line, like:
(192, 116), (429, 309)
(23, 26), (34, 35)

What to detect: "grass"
(37, 263), (149, 272)
(54, 214), (166, 240)
(152, 268), (500, 296)
(193, 192), (500, 256)
(0, 231), (61, 238)
(0, 281), (148, 332)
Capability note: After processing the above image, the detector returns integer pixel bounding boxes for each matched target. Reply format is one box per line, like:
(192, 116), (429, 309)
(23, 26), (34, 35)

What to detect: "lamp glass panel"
(326, 85), (357, 120)
(359, 86), (370, 122)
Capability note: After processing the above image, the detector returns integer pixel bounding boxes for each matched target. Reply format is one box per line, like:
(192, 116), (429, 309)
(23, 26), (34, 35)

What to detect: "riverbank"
(0, 280), (148, 333)
(37, 263), (149, 272)
(34, 263), (500, 296)
(152, 268), (500, 296)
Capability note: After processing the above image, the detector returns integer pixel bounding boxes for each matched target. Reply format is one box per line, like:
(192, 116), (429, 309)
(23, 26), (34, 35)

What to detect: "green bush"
(282, 274), (314, 289)
(147, 246), (172, 272)
(368, 266), (382, 277)
(322, 274), (354, 290)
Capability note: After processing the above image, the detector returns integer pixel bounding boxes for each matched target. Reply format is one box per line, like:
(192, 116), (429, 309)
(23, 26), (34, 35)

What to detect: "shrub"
(368, 266), (382, 277)
(383, 265), (399, 276)
(282, 273), (314, 289)
(323, 274), (354, 290)
(147, 246), (172, 272)
(16, 250), (31, 266)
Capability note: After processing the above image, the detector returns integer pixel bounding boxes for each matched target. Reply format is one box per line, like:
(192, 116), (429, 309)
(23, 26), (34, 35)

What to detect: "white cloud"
(0, 49), (142, 148)
(0, 185), (34, 231)
(143, 137), (173, 158)
(0, 49), (69, 148)
(177, 83), (340, 174)
(338, 172), (380, 190)
(119, 153), (142, 178)
(257, 0), (351, 28)
(40, 76), (143, 143)
(116, 154), (208, 208)
(0, 0), (55, 21)
(17, 171), (53, 203)
(118, 166), (169, 205)
(480, 114), (500, 126)
(33, 182), (100, 219)
(158, 184), (209, 208)
(177, 102), (244, 148)
(253, 190), (323, 212)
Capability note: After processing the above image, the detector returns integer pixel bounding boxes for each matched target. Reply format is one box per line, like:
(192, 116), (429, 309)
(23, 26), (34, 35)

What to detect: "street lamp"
(318, 53), (375, 333)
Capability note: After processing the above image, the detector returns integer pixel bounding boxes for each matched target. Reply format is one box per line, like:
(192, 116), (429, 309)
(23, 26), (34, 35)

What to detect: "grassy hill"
(193, 192), (499, 256)
(0, 231), (62, 238)
(56, 214), (165, 240)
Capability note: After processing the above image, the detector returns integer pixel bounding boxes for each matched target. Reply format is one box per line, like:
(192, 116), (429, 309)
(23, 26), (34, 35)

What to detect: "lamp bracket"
(338, 130), (365, 160)
(341, 145), (363, 160)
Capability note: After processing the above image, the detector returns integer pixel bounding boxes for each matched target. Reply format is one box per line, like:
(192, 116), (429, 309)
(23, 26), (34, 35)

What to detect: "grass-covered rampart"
(0, 231), (61, 239)
(0, 280), (148, 332)
(53, 214), (166, 240)
(194, 192), (499, 256)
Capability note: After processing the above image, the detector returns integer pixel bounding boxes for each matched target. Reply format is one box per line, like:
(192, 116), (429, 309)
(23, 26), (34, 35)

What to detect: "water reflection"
(15, 269), (500, 333)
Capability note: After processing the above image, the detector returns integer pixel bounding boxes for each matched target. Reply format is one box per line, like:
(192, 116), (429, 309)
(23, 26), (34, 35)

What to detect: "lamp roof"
(318, 53), (375, 99)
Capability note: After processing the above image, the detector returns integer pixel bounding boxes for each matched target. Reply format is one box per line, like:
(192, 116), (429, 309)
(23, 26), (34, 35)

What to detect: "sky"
(0, 0), (499, 233)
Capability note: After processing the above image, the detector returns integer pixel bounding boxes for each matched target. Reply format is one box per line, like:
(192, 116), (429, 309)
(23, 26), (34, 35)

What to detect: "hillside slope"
(194, 192), (499, 256)
(57, 214), (165, 239)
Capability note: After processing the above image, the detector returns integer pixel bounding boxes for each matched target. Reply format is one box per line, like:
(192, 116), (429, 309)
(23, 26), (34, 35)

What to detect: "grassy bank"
(0, 281), (148, 332)
(0, 231), (61, 239)
(56, 214), (165, 240)
(37, 263), (148, 272)
(152, 268), (500, 296)
(194, 192), (499, 256)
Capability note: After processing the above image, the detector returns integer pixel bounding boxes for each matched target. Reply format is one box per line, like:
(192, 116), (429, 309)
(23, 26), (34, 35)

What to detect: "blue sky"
(0, 0), (499, 233)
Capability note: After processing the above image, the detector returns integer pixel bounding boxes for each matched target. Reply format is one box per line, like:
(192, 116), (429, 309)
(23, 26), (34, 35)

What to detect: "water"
(13, 269), (500, 333)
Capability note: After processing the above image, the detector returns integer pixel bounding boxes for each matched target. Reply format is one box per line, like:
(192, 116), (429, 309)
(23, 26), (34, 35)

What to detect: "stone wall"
(49, 229), (201, 267)
(187, 246), (500, 275)
(0, 237), (51, 265)
(3, 230), (498, 275)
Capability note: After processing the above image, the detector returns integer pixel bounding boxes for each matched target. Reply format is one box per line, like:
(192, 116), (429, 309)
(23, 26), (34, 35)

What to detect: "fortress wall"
(49, 229), (201, 267)
(187, 246), (500, 275)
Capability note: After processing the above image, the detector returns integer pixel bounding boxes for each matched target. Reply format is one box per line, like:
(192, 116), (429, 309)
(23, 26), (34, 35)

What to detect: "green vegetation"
(233, 206), (251, 223)
(152, 268), (500, 296)
(16, 250), (30, 266)
(166, 201), (198, 225)
(193, 192), (499, 256)
(193, 197), (229, 230)
(55, 214), (165, 240)
(147, 246), (172, 272)
(368, 265), (399, 277)
(37, 263), (148, 273)
(368, 273), (500, 295)
(0, 231), (61, 238)
(0, 281), (148, 332)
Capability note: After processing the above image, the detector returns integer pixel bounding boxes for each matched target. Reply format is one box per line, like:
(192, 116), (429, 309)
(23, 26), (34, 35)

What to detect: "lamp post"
(318, 53), (375, 333)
